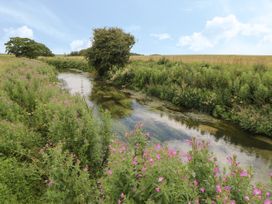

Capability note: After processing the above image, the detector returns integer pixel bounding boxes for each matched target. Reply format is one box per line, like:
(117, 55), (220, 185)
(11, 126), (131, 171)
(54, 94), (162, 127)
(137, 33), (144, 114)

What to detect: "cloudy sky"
(1, 0), (272, 55)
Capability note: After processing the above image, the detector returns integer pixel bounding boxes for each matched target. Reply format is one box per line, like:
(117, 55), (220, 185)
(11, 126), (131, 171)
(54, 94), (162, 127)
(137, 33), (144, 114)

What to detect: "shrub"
(86, 27), (135, 77)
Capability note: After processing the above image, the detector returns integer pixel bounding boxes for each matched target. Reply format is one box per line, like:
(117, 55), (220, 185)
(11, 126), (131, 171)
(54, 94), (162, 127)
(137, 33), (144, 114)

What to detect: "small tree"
(86, 27), (135, 77)
(5, 37), (54, 58)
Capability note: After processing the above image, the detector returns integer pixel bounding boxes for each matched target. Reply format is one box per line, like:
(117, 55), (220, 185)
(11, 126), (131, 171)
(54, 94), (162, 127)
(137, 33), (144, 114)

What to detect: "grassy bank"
(111, 60), (272, 137)
(39, 56), (91, 72)
(0, 56), (271, 203)
(0, 56), (111, 203)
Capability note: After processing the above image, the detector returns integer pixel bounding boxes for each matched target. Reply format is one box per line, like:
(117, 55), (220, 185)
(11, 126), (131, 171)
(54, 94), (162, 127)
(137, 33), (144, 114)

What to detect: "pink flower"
(264, 199), (271, 204)
(194, 180), (199, 187)
(224, 186), (231, 191)
(267, 192), (271, 197)
(244, 196), (250, 201)
(155, 144), (161, 150)
(216, 185), (222, 193)
(240, 170), (248, 177)
(200, 187), (205, 193)
(253, 187), (262, 196)
(185, 139), (192, 145)
(120, 192), (125, 199)
(156, 154), (161, 160)
(155, 187), (161, 192)
(158, 177), (164, 182)
(107, 169), (112, 175)
(141, 166), (147, 172)
(149, 158), (154, 164)
(230, 200), (236, 204)
(168, 149), (177, 157)
(132, 158), (138, 165)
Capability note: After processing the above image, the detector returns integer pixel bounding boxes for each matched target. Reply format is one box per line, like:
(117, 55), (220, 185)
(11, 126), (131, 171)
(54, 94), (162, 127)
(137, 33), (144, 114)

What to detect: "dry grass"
(130, 55), (272, 66)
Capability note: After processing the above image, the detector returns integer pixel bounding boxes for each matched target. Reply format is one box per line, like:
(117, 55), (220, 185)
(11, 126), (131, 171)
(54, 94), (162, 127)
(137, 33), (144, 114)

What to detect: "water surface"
(58, 72), (272, 183)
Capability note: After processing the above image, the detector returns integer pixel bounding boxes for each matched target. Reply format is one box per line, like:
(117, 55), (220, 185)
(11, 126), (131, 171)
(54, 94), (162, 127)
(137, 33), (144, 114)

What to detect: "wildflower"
(214, 167), (220, 176)
(253, 187), (262, 196)
(194, 180), (199, 187)
(230, 200), (236, 204)
(155, 187), (161, 192)
(142, 166), (147, 172)
(264, 199), (271, 204)
(120, 192), (125, 199)
(158, 177), (164, 182)
(267, 192), (271, 197)
(185, 139), (192, 146)
(156, 154), (161, 160)
(216, 185), (222, 193)
(240, 170), (248, 177)
(149, 158), (154, 165)
(132, 158), (138, 166)
(168, 149), (177, 157)
(107, 169), (112, 175)
(244, 196), (250, 201)
(224, 186), (231, 191)
(200, 187), (205, 193)
(47, 179), (54, 187)
(155, 144), (161, 150)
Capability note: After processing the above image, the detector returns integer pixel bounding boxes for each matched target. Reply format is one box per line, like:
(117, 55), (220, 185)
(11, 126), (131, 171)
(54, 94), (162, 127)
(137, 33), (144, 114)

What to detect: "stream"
(58, 71), (272, 183)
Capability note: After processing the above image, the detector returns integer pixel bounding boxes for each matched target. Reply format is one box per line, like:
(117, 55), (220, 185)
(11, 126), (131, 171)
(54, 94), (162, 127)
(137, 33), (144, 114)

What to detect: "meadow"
(0, 55), (271, 203)
(130, 55), (272, 66)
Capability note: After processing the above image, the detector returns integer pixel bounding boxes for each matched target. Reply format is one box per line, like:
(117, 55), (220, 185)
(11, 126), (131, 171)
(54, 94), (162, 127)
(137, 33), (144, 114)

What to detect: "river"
(58, 71), (272, 183)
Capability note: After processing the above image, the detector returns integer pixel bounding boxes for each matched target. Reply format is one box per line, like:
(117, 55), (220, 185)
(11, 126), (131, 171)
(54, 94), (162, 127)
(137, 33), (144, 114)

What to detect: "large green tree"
(5, 37), (54, 58)
(86, 27), (135, 76)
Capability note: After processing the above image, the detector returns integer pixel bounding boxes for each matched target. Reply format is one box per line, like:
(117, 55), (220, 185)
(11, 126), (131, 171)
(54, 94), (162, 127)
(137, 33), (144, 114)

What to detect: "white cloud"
(178, 14), (272, 53)
(178, 32), (213, 51)
(150, 33), (171, 40)
(3, 25), (33, 38)
(70, 40), (91, 51)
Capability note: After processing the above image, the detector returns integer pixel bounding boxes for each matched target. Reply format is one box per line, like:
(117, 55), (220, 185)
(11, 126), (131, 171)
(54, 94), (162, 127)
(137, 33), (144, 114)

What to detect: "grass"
(130, 55), (272, 67)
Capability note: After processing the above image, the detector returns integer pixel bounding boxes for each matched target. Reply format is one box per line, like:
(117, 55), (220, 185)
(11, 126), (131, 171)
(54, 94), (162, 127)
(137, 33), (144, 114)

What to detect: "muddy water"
(58, 72), (272, 183)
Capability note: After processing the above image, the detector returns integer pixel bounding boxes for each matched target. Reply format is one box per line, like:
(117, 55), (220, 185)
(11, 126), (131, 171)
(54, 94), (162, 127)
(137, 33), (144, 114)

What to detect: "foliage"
(86, 27), (135, 77)
(40, 56), (90, 72)
(102, 125), (272, 203)
(0, 58), (111, 203)
(110, 61), (272, 137)
(5, 37), (54, 58)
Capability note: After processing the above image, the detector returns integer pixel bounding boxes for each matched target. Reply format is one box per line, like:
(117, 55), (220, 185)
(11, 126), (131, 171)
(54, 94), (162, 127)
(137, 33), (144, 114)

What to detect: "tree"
(86, 27), (135, 76)
(5, 37), (54, 58)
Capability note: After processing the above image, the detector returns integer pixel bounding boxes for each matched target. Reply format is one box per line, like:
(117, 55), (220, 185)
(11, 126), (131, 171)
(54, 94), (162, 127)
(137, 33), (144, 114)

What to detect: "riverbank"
(1, 56), (271, 203)
(110, 60), (272, 138)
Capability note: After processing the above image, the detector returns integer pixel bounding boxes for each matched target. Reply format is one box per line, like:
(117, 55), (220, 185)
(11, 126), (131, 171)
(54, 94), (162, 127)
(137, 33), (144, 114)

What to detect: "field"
(130, 55), (272, 66)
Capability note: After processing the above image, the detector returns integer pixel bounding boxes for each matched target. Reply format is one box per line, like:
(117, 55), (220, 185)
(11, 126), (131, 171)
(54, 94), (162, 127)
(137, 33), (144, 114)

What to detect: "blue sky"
(1, 0), (272, 54)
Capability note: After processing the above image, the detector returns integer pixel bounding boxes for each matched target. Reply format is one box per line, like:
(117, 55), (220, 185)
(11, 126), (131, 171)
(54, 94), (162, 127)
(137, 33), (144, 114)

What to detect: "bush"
(102, 126), (271, 203)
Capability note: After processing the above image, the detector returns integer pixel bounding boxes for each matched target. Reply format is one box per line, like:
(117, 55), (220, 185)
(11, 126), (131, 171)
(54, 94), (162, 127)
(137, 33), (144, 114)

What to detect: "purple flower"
(267, 192), (271, 197)
(156, 154), (161, 160)
(107, 169), (112, 175)
(200, 187), (205, 193)
(194, 180), (199, 187)
(230, 200), (236, 204)
(155, 144), (161, 150)
(155, 187), (161, 192)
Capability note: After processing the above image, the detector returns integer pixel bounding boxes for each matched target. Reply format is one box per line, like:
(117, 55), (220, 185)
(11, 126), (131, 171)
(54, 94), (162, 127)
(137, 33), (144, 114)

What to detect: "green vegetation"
(40, 56), (90, 72)
(0, 56), (271, 203)
(110, 60), (272, 137)
(5, 37), (54, 58)
(0, 57), (111, 203)
(86, 27), (135, 77)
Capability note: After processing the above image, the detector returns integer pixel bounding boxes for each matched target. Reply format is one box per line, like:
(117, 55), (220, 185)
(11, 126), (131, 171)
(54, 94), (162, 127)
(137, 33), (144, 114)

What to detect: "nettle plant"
(102, 124), (272, 204)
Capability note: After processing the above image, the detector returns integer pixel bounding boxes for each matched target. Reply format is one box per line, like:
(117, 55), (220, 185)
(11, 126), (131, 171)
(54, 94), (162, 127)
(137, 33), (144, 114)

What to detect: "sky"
(1, 0), (272, 55)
